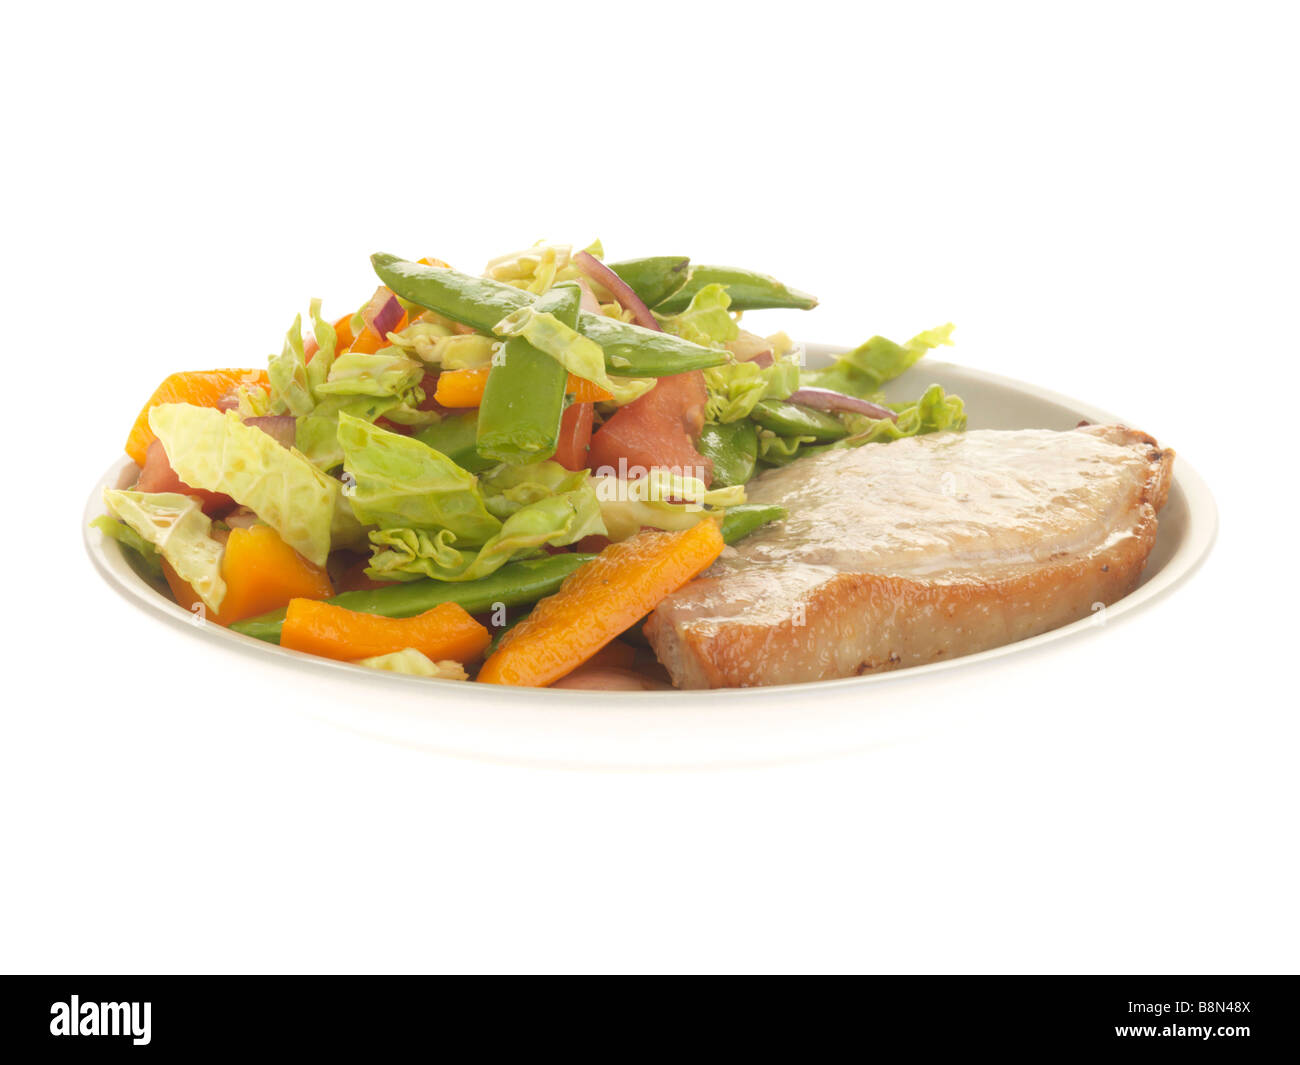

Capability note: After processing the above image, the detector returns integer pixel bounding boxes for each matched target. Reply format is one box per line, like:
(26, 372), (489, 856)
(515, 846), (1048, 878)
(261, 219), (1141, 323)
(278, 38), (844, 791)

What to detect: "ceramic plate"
(84, 348), (1217, 767)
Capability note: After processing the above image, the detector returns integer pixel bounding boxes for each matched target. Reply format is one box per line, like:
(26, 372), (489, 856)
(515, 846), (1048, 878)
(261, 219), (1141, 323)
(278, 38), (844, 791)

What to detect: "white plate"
(84, 348), (1217, 768)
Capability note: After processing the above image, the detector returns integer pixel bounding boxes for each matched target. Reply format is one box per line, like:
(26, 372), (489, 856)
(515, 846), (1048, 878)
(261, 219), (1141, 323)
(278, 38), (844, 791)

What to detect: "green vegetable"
(372, 253), (728, 378)
(757, 432), (817, 466)
(476, 284), (577, 464)
(720, 503), (786, 543)
(102, 490), (227, 611)
(414, 412), (496, 473)
(656, 265), (818, 313)
(698, 420), (759, 487)
(592, 469), (745, 540)
(352, 648), (467, 679)
(702, 355), (801, 423)
(371, 253), (533, 333)
(91, 515), (163, 579)
(492, 302), (656, 406)
(818, 384), (967, 450)
(148, 404), (360, 566)
(314, 350), (424, 398)
(607, 256), (692, 308)
(231, 553), (596, 644)
(296, 394), (402, 471)
(655, 283), (739, 348)
(338, 414), (502, 544)
(268, 300), (335, 417)
(367, 466), (603, 583)
(749, 398), (850, 442)
(804, 324), (954, 398)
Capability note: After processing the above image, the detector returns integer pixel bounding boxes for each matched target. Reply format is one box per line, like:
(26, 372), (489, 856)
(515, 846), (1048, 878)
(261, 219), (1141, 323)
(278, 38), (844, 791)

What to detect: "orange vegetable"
(434, 366), (491, 407)
(435, 367), (612, 409)
(125, 369), (269, 466)
(478, 521), (725, 687)
(280, 599), (491, 664)
(163, 524), (334, 626)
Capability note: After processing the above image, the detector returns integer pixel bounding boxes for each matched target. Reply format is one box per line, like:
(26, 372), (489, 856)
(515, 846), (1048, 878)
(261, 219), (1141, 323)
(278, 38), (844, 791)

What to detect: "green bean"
(371, 253), (727, 377)
(372, 253), (532, 333)
(607, 256), (692, 308)
(749, 399), (849, 442)
(698, 420), (759, 487)
(414, 412), (496, 473)
(720, 503), (787, 543)
(656, 264), (818, 313)
(575, 312), (726, 376)
(230, 553), (596, 644)
(476, 284), (576, 464)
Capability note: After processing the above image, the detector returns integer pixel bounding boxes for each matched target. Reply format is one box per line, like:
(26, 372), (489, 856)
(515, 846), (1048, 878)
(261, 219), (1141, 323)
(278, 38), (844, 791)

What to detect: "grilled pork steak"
(644, 425), (1174, 688)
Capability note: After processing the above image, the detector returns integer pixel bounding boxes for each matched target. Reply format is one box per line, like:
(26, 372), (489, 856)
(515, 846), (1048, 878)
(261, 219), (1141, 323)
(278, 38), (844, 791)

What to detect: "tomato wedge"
(586, 371), (712, 484)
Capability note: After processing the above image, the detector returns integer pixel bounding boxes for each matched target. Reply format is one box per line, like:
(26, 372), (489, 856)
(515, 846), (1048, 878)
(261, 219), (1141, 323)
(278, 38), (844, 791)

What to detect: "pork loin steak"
(644, 425), (1174, 688)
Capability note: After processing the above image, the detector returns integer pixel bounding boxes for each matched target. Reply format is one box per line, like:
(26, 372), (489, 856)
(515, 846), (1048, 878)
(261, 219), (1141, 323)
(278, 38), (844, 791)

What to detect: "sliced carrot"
(125, 368), (269, 466)
(478, 521), (725, 687)
(164, 524), (334, 627)
(435, 367), (611, 409)
(281, 599), (491, 664)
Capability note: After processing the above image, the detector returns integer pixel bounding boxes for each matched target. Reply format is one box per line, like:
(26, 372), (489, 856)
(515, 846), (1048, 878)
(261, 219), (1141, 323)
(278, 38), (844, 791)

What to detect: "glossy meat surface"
(644, 425), (1174, 688)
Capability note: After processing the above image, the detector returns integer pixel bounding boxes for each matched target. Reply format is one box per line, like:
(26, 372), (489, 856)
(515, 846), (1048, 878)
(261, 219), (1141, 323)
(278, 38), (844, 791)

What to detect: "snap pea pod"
(720, 503), (787, 543)
(371, 253), (727, 377)
(698, 420), (759, 487)
(414, 412), (496, 473)
(655, 264), (818, 313)
(606, 256), (692, 308)
(229, 553), (596, 644)
(476, 284), (576, 464)
(749, 398), (849, 442)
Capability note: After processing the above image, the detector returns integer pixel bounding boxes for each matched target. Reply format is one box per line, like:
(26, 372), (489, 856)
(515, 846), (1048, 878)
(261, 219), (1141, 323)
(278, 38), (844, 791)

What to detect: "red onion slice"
(572, 251), (662, 331)
(574, 276), (603, 314)
(244, 415), (297, 448)
(371, 293), (404, 339)
(787, 388), (898, 422)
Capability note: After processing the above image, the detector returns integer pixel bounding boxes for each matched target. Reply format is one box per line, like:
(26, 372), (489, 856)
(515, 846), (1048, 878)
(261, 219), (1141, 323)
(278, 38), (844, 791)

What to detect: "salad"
(94, 242), (963, 688)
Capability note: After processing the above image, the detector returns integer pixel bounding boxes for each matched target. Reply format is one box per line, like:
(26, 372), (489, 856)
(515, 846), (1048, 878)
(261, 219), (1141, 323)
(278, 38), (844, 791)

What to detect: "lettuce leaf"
(90, 515), (164, 579)
(761, 384), (966, 466)
(148, 404), (352, 566)
(591, 470), (745, 541)
(491, 306), (656, 406)
(804, 324), (954, 398)
(366, 463), (604, 582)
(295, 394), (402, 471)
(268, 299), (336, 416)
(315, 350), (424, 398)
(655, 283), (739, 348)
(337, 414), (502, 544)
(102, 490), (226, 611)
(703, 354), (801, 423)
(351, 648), (468, 679)
(837, 384), (967, 443)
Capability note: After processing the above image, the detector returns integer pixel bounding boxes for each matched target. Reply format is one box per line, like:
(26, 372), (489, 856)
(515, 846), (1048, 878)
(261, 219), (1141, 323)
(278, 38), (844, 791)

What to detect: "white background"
(3, 1), (1296, 973)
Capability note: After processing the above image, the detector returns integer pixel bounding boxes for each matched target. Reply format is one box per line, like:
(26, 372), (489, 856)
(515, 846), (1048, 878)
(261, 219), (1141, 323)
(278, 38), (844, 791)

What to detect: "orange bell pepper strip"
(477, 521), (725, 687)
(435, 367), (613, 409)
(280, 599), (491, 664)
(125, 368), (269, 466)
(163, 524), (334, 627)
